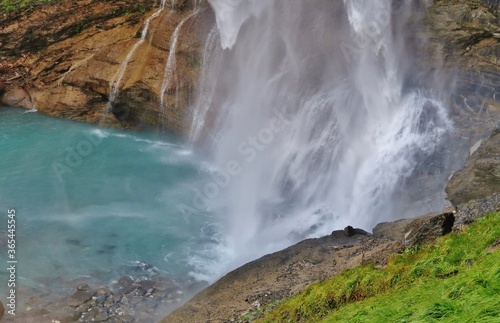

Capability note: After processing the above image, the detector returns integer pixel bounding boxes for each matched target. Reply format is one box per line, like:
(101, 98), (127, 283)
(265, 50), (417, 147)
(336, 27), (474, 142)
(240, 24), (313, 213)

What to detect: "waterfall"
(188, 0), (452, 279)
(159, 9), (200, 115)
(108, 0), (168, 106)
(189, 25), (220, 139)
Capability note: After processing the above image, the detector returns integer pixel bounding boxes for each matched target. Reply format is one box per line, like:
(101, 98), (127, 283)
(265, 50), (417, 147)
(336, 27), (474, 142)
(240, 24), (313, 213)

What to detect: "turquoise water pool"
(0, 107), (217, 299)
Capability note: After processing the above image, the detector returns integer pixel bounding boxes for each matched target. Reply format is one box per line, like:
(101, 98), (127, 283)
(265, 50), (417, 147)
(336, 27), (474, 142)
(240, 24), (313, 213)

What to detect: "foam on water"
(23, 108), (38, 113)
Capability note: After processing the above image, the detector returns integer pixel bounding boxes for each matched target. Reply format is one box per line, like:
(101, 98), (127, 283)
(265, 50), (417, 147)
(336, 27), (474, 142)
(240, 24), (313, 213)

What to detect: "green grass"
(0, 0), (54, 15)
(258, 212), (500, 323)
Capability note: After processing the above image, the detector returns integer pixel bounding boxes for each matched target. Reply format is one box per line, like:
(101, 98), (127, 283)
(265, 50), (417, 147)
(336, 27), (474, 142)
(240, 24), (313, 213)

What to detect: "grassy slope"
(258, 212), (500, 323)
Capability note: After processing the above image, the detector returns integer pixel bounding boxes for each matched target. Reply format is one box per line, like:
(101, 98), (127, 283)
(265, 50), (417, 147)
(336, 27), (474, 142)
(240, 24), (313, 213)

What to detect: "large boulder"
(373, 207), (455, 247)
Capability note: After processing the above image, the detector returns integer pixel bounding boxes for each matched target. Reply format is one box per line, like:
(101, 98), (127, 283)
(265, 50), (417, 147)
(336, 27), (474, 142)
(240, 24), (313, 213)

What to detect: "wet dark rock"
(129, 296), (145, 305)
(135, 261), (159, 275)
(121, 295), (130, 305)
(110, 102), (130, 121)
(104, 295), (116, 307)
(137, 279), (155, 291)
(343, 225), (371, 237)
(15, 269), (188, 321)
(77, 283), (91, 292)
(118, 314), (136, 322)
(77, 299), (95, 313)
(0, 300), (4, 321)
(142, 297), (161, 309)
(118, 276), (134, 287)
(152, 290), (167, 298)
(116, 284), (136, 299)
(84, 307), (100, 321)
(132, 288), (147, 296)
(96, 294), (107, 305)
(96, 287), (113, 296)
(68, 289), (95, 307)
(94, 307), (110, 322)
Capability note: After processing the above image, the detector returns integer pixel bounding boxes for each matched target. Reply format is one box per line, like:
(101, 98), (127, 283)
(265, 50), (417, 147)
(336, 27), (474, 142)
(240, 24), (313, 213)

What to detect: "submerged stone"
(68, 289), (95, 307)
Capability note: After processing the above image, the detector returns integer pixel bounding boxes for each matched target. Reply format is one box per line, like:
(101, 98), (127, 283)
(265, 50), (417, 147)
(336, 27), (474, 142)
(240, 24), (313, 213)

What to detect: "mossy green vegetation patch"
(258, 212), (500, 323)
(0, 0), (53, 13)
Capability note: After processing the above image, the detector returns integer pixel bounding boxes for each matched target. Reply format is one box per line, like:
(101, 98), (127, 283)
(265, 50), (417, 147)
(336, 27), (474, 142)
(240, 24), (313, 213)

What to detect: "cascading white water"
(189, 25), (220, 139)
(160, 9), (200, 113)
(188, 0), (452, 280)
(108, 0), (168, 105)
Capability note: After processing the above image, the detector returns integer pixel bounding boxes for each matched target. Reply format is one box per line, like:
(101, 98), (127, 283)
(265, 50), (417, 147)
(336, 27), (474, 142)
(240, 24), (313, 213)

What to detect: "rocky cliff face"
(424, 0), (500, 206)
(1, 0), (498, 136)
(446, 129), (500, 205)
(0, 0), (214, 133)
(427, 0), (499, 141)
